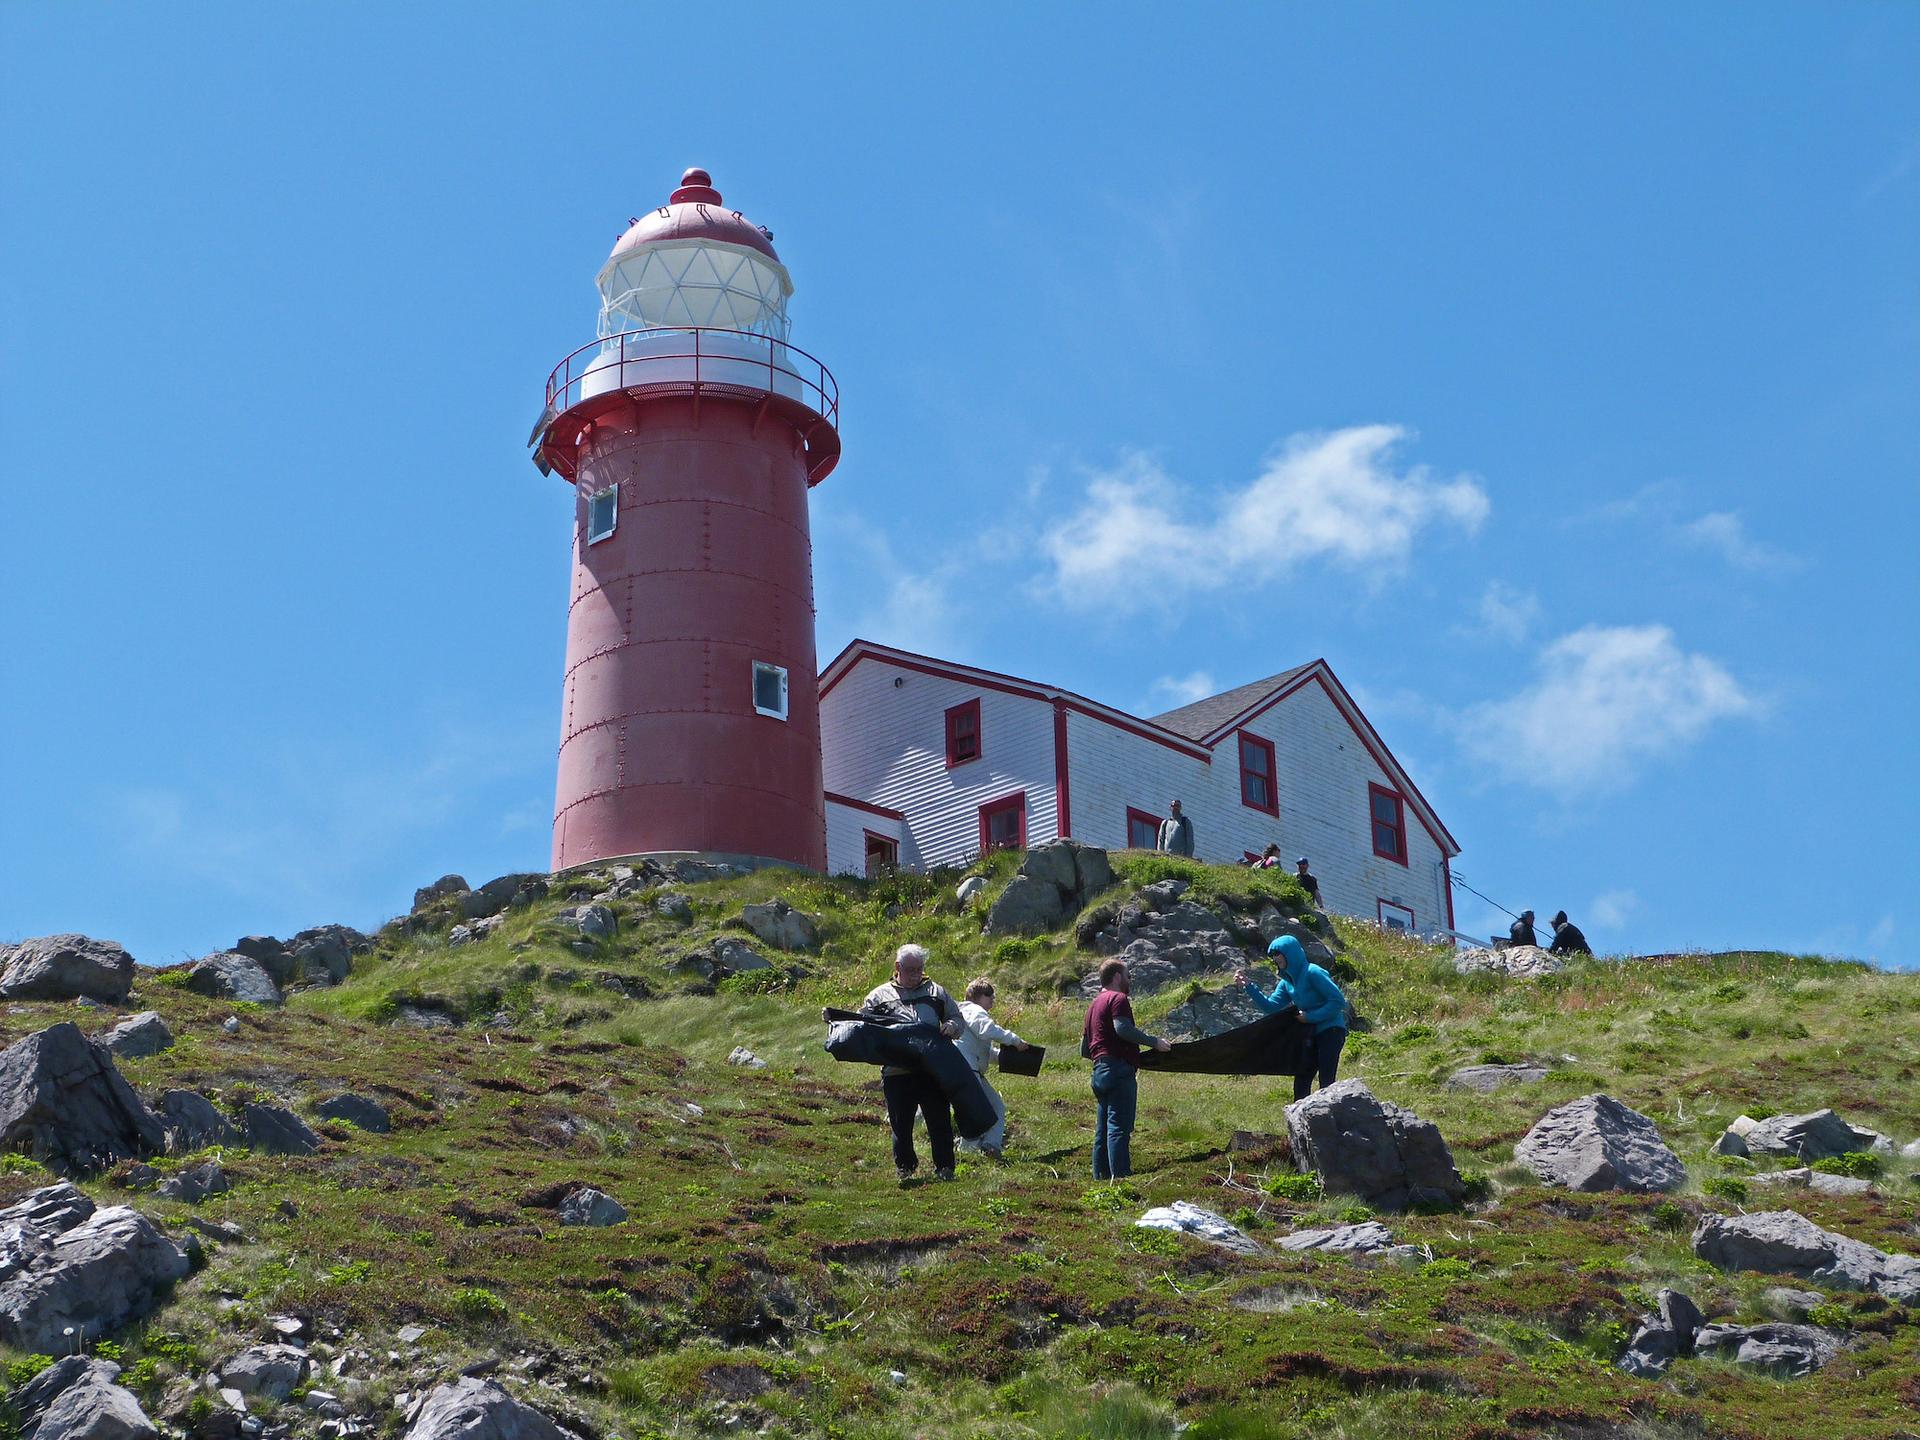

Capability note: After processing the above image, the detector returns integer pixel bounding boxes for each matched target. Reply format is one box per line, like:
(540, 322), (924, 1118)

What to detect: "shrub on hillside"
(1812, 1151), (1882, 1178)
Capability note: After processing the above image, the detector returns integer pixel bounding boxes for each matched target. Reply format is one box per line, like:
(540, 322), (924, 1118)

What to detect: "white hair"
(894, 943), (929, 969)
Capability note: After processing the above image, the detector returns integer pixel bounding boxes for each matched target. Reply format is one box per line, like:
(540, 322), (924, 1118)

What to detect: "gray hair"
(894, 943), (929, 970)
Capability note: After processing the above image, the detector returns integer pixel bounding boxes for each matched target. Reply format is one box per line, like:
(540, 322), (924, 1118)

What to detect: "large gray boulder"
(1741, 1110), (1871, 1163)
(1513, 1094), (1685, 1193)
(461, 874), (547, 921)
(557, 1187), (626, 1227)
(241, 1103), (319, 1156)
(1020, 841), (1082, 895)
(0, 1024), (166, 1174)
(155, 1090), (239, 1152)
(412, 875), (470, 911)
(11, 1356), (156, 1440)
(0, 937), (136, 1005)
(0, 1184), (189, 1351)
(184, 953), (282, 1007)
(315, 1093), (390, 1133)
(286, 925), (368, 985)
(1693, 1322), (1846, 1378)
(232, 936), (296, 986)
(1284, 1079), (1465, 1211)
(403, 1378), (582, 1440)
(737, 900), (820, 951)
(1692, 1210), (1920, 1302)
(156, 1159), (228, 1204)
(985, 875), (1065, 936)
(555, 905), (616, 941)
(98, 1013), (172, 1061)
(218, 1343), (309, 1400)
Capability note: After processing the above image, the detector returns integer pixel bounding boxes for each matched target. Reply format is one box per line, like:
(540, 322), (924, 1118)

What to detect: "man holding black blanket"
(861, 944), (965, 1182)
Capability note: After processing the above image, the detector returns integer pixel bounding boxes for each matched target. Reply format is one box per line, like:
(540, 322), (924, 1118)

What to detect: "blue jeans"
(1294, 1027), (1348, 1101)
(1091, 1059), (1139, 1180)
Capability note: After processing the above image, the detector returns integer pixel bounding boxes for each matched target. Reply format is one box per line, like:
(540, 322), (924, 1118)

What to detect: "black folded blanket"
(1135, 1010), (1317, 1076)
(821, 1007), (998, 1139)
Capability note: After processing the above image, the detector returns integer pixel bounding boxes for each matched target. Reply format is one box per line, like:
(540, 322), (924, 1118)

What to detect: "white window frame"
(586, 484), (619, 545)
(752, 661), (789, 721)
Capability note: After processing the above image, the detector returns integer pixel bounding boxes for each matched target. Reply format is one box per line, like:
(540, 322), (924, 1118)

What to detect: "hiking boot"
(896, 1166), (917, 1183)
(934, 1167), (956, 1182)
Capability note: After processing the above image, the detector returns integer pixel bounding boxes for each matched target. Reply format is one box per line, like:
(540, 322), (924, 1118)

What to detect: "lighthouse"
(531, 168), (840, 873)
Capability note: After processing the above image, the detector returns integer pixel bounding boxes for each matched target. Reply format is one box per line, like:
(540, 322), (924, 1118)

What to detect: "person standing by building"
(1156, 800), (1194, 857)
(954, 977), (1029, 1158)
(1236, 935), (1349, 1101)
(861, 944), (964, 1182)
(1548, 910), (1592, 956)
(1081, 959), (1171, 1180)
(1293, 857), (1321, 907)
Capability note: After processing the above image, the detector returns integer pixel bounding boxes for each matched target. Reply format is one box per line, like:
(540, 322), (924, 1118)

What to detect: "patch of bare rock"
(1513, 1094), (1685, 1193)
(0, 1183), (189, 1351)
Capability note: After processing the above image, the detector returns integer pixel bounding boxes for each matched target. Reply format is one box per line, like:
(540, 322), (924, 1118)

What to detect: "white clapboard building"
(819, 640), (1460, 937)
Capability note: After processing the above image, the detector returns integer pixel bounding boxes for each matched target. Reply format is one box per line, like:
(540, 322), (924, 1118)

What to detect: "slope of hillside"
(2, 853), (1916, 1440)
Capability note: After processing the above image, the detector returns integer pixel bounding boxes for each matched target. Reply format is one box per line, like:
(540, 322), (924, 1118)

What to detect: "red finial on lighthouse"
(669, 167), (722, 205)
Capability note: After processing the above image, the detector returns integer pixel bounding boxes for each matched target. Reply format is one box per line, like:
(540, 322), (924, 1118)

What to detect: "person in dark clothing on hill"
(1294, 857), (1321, 907)
(1081, 959), (1171, 1180)
(1548, 910), (1592, 956)
(1509, 910), (1540, 948)
(861, 944), (964, 1182)
(1237, 935), (1349, 1101)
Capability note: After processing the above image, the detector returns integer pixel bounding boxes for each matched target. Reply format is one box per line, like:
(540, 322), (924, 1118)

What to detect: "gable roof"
(1149, 664), (1315, 741)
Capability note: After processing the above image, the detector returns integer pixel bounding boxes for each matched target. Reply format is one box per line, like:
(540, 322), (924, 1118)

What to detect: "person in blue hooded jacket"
(1235, 935), (1349, 1100)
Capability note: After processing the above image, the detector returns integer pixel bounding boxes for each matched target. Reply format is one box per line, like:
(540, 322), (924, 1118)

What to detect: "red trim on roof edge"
(824, 790), (905, 821)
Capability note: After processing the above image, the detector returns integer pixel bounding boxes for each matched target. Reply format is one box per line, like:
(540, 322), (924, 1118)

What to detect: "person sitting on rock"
(1548, 910), (1592, 956)
(1081, 959), (1171, 1181)
(861, 944), (965, 1182)
(1236, 935), (1349, 1101)
(1156, 800), (1194, 857)
(1293, 856), (1321, 907)
(954, 977), (1030, 1158)
(1509, 910), (1540, 948)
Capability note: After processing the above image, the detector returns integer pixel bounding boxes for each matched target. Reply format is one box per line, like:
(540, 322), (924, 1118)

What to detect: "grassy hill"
(4, 853), (1917, 1440)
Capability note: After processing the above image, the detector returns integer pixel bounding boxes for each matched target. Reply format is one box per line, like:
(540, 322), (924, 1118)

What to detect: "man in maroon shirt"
(1081, 959), (1171, 1180)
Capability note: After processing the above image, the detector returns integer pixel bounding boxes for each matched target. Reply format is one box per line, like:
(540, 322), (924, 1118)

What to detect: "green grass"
(1, 855), (1914, 1439)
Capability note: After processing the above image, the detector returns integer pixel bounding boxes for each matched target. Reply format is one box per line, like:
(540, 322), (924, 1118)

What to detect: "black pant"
(882, 1071), (955, 1173)
(1293, 1026), (1348, 1101)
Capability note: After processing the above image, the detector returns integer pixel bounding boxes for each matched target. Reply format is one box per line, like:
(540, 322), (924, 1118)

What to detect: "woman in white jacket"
(955, 977), (1029, 1157)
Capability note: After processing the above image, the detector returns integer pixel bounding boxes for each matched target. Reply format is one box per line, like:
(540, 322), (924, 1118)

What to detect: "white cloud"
(1459, 624), (1755, 791)
(1589, 889), (1640, 930)
(1039, 426), (1489, 616)
(1469, 580), (1542, 644)
(1675, 511), (1801, 572)
(1146, 671), (1216, 709)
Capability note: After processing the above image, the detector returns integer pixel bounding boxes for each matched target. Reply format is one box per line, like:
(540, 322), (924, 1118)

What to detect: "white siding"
(820, 661), (1058, 868)
(825, 799), (902, 877)
(1062, 712), (1211, 852)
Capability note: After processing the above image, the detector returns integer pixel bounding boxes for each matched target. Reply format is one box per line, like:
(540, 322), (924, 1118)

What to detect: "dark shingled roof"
(1148, 663), (1316, 741)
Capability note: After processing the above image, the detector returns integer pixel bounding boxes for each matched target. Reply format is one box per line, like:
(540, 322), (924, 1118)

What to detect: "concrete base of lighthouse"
(550, 393), (827, 873)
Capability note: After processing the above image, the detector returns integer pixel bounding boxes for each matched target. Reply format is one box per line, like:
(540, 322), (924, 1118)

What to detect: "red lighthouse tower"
(531, 168), (839, 873)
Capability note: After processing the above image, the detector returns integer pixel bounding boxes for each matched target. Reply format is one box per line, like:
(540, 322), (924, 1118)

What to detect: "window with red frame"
(1369, 783), (1407, 864)
(979, 793), (1025, 852)
(945, 699), (981, 767)
(1238, 732), (1278, 815)
(863, 832), (898, 878)
(1125, 807), (1162, 850)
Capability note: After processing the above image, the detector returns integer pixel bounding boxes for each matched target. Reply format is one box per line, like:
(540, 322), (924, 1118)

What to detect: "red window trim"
(1377, 898), (1416, 930)
(978, 791), (1027, 853)
(945, 698), (982, 768)
(1125, 806), (1163, 849)
(863, 829), (899, 876)
(1238, 731), (1279, 816)
(1369, 782), (1408, 867)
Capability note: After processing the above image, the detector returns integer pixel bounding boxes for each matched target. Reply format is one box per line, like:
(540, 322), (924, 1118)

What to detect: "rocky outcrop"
(241, 1103), (319, 1156)
(315, 1093), (391, 1133)
(98, 1013), (173, 1061)
(985, 841), (1114, 937)
(1749, 1167), (1874, 1196)
(738, 899), (820, 950)
(0, 937), (136, 1004)
(1277, 1222), (1420, 1260)
(1452, 945), (1565, 980)
(1446, 1063), (1549, 1092)
(673, 937), (772, 985)
(557, 1187), (627, 1227)
(154, 1090), (238, 1152)
(1693, 1322), (1846, 1377)
(1617, 1287), (1705, 1378)
(1160, 980), (1267, 1040)
(184, 953), (282, 1007)
(1080, 897), (1253, 998)
(1133, 1201), (1258, 1254)
(413, 875), (471, 911)
(1285, 1080), (1464, 1211)
(1693, 1211), (1920, 1302)
(10, 1356), (156, 1440)
(0, 1024), (166, 1174)
(1721, 1109), (1874, 1163)
(654, 893), (694, 924)
(1513, 1094), (1685, 1193)
(286, 925), (369, 985)
(461, 874), (548, 920)
(403, 1378), (582, 1440)
(554, 905), (616, 941)
(156, 1159), (228, 1204)
(0, 1184), (189, 1351)
(217, 1343), (309, 1400)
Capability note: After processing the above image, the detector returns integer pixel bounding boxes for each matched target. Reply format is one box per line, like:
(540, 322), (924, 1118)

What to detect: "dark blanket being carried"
(821, 1007), (998, 1139)
(1136, 1010), (1317, 1076)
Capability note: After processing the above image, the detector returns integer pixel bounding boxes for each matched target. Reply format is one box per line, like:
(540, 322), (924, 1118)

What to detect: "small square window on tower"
(586, 484), (619, 544)
(752, 661), (789, 720)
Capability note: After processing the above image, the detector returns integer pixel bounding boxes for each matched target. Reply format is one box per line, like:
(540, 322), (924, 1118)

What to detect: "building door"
(864, 832), (898, 878)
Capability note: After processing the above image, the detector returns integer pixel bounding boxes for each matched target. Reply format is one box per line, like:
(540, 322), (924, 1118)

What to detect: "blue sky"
(3, 5), (1915, 967)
